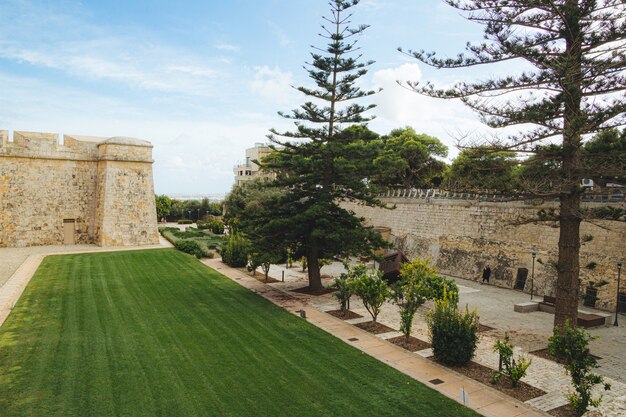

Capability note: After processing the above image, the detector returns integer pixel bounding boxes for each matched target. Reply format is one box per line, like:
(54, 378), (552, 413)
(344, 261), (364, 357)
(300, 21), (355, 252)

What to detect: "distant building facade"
(0, 130), (159, 247)
(233, 143), (275, 185)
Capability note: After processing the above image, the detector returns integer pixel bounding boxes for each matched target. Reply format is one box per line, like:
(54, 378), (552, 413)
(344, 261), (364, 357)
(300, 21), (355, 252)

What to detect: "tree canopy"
(234, 0), (385, 291)
(402, 0), (626, 326)
(373, 127), (448, 189)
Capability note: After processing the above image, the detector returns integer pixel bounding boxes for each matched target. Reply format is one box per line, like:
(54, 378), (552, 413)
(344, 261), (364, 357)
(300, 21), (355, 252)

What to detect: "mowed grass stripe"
(0, 249), (478, 417)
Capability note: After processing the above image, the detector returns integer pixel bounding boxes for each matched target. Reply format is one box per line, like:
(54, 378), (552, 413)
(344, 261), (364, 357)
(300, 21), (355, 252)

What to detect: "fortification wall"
(343, 197), (626, 312)
(0, 130), (159, 248)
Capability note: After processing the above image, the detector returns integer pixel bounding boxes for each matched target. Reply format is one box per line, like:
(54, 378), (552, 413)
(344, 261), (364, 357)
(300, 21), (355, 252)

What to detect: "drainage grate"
(348, 338), (359, 341)
(429, 378), (444, 385)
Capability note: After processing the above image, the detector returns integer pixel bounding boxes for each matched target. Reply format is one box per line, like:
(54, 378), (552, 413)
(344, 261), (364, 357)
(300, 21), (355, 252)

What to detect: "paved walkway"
(231, 260), (626, 416)
(204, 258), (547, 417)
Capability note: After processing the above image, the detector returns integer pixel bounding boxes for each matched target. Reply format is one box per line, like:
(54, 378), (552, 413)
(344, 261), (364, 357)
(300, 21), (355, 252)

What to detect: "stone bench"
(514, 301), (539, 313)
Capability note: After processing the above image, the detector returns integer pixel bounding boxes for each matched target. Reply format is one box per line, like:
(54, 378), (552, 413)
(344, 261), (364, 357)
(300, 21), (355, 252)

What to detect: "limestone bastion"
(0, 130), (159, 248)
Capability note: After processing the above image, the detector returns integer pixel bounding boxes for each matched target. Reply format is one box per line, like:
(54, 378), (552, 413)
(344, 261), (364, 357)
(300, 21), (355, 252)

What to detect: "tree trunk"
(555, 1), (583, 328)
(307, 245), (323, 292)
(554, 193), (581, 327)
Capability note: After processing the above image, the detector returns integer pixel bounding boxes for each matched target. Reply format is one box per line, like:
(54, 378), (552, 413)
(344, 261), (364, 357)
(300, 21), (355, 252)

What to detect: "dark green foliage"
(199, 218), (225, 234)
(0, 249), (480, 416)
(548, 321), (611, 415)
(155, 194), (172, 220)
(491, 333), (531, 388)
(373, 127), (448, 189)
(221, 233), (250, 267)
(243, 0), (385, 292)
(177, 219), (193, 224)
(352, 270), (390, 323)
(159, 227), (222, 258)
(174, 240), (204, 259)
(333, 263), (368, 311)
(402, 0), (626, 328)
(444, 147), (518, 192)
(427, 294), (479, 366)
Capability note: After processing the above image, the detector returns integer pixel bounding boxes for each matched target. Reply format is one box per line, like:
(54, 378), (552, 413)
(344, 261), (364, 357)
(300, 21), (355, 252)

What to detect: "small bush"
(333, 263), (367, 312)
(492, 333), (531, 387)
(427, 292), (479, 366)
(352, 271), (389, 323)
(548, 320), (610, 415)
(221, 233), (249, 267)
(177, 219), (193, 224)
(175, 240), (204, 258)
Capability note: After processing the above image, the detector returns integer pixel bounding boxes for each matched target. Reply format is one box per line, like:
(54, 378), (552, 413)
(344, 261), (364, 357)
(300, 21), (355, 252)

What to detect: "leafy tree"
(444, 147), (519, 192)
(155, 194), (172, 220)
(352, 271), (390, 323)
(249, 0), (385, 292)
(333, 262), (369, 312)
(402, 0), (626, 326)
(373, 127), (448, 189)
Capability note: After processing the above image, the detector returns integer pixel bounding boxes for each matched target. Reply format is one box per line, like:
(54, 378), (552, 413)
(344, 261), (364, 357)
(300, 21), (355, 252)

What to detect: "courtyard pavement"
(228, 259), (626, 417)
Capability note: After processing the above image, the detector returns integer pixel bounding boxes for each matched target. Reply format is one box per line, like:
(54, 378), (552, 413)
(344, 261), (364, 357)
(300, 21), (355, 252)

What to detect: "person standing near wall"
(482, 265), (491, 284)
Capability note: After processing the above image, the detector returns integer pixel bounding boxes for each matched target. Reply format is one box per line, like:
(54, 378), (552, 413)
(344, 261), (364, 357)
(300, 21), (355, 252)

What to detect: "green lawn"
(0, 249), (477, 416)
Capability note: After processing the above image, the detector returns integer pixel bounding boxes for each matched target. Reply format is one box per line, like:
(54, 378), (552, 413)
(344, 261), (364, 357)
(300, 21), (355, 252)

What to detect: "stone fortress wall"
(0, 130), (159, 247)
(343, 196), (626, 312)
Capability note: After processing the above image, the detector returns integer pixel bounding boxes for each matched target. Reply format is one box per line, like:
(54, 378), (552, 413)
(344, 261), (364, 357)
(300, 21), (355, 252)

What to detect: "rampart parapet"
(0, 129), (159, 248)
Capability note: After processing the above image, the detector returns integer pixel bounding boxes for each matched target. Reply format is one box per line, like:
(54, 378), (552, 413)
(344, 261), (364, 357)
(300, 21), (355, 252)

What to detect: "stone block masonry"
(343, 197), (626, 313)
(0, 130), (159, 247)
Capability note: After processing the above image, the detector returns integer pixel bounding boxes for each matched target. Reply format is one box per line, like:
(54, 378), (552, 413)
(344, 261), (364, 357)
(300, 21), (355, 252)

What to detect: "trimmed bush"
(175, 240), (204, 258)
(177, 219), (193, 224)
(221, 233), (249, 267)
(427, 293), (479, 366)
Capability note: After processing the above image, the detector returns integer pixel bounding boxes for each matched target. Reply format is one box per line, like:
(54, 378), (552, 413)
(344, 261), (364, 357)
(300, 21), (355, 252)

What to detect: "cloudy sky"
(0, 0), (498, 195)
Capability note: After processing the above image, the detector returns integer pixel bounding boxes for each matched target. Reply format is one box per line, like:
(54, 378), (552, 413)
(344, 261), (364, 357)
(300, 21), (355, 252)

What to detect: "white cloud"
(268, 22), (292, 47)
(368, 62), (490, 158)
(214, 42), (240, 52)
(249, 65), (296, 105)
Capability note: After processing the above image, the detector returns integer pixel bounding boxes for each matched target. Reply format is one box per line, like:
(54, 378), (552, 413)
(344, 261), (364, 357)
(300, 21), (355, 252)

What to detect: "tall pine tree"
(253, 0), (384, 292)
(402, 0), (625, 326)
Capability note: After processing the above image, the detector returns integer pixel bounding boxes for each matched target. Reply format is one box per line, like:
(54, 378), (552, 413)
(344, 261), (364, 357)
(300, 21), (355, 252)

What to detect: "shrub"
(397, 279), (429, 342)
(333, 263), (367, 312)
(427, 292), (479, 366)
(177, 219), (193, 224)
(352, 271), (389, 323)
(221, 233), (249, 267)
(174, 240), (204, 258)
(492, 333), (531, 387)
(201, 218), (225, 234)
(548, 321), (611, 416)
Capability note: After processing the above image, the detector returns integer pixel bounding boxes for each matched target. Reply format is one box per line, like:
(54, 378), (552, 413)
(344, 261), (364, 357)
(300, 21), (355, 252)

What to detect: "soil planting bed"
(326, 310), (363, 320)
(547, 404), (578, 417)
(478, 324), (495, 332)
(531, 348), (601, 364)
(292, 286), (337, 296)
(236, 268), (280, 284)
(427, 358), (546, 401)
(387, 335), (431, 352)
(355, 321), (396, 334)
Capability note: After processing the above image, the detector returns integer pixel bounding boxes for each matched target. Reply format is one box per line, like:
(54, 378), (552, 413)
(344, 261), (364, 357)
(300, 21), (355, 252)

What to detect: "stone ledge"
(514, 301), (540, 313)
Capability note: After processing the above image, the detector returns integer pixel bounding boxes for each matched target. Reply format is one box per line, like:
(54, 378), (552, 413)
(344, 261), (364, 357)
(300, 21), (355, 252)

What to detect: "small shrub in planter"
(177, 219), (193, 224)
(333, 263), (367, 312)
(174, 240), (204, 258)
(352, 271), (389, 323)
(548, 320), (610, 416)
(221, 233), (249, 267)
(491, 333), (531, 387)
(427, 291), (479, 366)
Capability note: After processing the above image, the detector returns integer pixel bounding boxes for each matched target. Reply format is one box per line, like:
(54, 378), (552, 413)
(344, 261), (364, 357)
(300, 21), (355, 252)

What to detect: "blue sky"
(1, 0), (496, 195)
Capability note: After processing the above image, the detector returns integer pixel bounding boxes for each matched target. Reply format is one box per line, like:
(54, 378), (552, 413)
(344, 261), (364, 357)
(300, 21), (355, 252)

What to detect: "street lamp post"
(530, 246), (537, 301)
(615, 260), (624, 327)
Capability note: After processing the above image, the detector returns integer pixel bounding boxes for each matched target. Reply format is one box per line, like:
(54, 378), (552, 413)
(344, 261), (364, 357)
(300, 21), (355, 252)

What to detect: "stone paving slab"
(203, 258), (548, 417)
